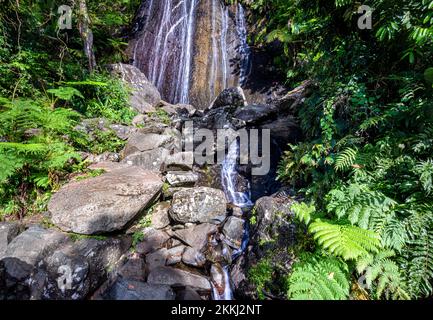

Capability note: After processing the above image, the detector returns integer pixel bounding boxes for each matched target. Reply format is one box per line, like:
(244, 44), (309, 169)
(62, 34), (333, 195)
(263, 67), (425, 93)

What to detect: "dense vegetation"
(1, 0), (432, 301)
(0, 0), (140, 219)
(243, 0), (433, 300)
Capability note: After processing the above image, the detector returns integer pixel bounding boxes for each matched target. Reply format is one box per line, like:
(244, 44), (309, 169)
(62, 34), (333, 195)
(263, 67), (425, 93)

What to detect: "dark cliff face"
(127, 0), (250, 109)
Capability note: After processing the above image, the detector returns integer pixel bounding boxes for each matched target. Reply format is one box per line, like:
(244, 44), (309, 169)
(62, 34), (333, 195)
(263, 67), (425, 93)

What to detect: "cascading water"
(212, 140), (253, 300)
(221, 140), (253, 208)
(235, 3), (252, 86)
(129, 0), (252, 107)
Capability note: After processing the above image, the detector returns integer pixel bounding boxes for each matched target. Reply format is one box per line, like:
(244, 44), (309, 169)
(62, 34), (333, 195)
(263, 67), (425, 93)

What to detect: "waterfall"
(130, 0), (252, 107)
(178, 0), (197, 104)
(212, 266), (233, 300)
(213, 140), (253, 300)
(221, 140), (253, 208)
(235, 3), (252, 86)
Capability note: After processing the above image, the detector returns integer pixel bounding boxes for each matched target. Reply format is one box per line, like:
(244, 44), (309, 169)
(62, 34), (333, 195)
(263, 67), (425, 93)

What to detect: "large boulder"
(0, 226), (70, 299)
(49, 167), (163, 234)
(0, 222), (22, 256)
(209, 87), (247, 110)
(147, 266), (211, 291)
(29, 237), (131, 300)
(108, 63), (161, 112)
(170, 187), (227, 224)
(252, 195), (296, 245)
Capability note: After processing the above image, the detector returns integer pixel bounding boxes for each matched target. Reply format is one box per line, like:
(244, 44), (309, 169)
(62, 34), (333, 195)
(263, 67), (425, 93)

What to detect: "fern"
(334, 147), (358, 172)
(309, 220), (381, 260)
(291, 202), (316, 225)
(402, 210), (433, 298)
(414, 160), (433, 195)
(326, 183), (397, 229)
(287, 254), (350, 300)
(356, 251), (410, 299)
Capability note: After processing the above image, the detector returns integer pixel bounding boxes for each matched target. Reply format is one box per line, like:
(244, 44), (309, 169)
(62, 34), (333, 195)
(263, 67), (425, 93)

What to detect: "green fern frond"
(335, 147), (358, 172)
(357, 250), (410, 300)
(288, 254), (350, 300)
(291, 202), (316, 226)
(309, 220), (381, 260)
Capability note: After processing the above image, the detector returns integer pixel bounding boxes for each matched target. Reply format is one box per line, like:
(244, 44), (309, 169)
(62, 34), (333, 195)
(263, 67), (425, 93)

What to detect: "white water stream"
(213, 140), (253, 300)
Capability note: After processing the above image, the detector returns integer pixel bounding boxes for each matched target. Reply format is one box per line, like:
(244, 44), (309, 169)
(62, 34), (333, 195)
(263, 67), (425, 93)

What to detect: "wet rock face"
(169, 187), (228, 224)
(222, 217), (245, 249)
(128, 0), (250, 109)
(49, 167), (163, 235)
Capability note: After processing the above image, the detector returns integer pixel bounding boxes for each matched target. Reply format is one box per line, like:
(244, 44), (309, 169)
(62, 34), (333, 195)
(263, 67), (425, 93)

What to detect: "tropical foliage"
(0, 0), (139, 219)
(242, 0), (433, 300)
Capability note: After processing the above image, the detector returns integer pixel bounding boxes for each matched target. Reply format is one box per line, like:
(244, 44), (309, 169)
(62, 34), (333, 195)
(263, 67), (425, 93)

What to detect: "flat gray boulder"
(49, 167), (163, 234)
(170, 187), (227, 224)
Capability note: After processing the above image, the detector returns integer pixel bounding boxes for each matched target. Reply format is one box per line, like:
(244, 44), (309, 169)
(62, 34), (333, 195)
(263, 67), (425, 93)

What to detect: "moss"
(248, 259), (274, 300)
(149, 108), (171, 125)
(75, 169), (105, 181)
(69, 233), (108, 242)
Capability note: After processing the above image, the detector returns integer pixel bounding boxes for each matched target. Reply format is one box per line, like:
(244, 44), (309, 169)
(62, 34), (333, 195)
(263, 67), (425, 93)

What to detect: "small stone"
(135, 228), (170, 255)
(174, 224), (218, 252)
(166, 246), (185, 265)
(166, 171), (199, 187)
(146, 248), (168, 271)
(182, 247), (206, 268)
(151, 202), (171, 229)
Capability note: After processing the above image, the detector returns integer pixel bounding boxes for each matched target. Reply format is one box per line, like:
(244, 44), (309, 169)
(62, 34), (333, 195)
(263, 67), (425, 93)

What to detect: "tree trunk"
(74, 0), (97, 72)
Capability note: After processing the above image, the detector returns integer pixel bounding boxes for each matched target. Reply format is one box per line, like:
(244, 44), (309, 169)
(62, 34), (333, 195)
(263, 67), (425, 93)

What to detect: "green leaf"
(309, 220), (381, 260)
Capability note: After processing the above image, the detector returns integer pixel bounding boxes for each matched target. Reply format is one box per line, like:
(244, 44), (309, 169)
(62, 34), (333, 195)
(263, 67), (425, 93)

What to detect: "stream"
(213, 140), (253, 300)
